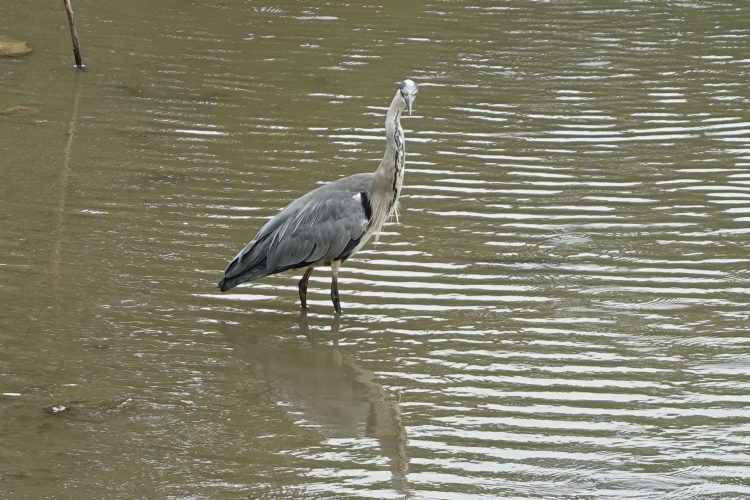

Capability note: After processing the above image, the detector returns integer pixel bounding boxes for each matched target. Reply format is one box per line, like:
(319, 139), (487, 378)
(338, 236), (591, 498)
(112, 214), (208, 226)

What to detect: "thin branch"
(62, 0), (84, 68)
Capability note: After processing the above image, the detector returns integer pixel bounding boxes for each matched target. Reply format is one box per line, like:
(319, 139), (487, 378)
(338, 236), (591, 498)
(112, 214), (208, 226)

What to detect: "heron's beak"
(406, 94), (415, 115)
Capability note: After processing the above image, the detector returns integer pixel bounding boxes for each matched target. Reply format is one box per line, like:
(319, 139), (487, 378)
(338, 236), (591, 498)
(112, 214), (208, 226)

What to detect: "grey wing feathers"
(218, 174), (373, 291)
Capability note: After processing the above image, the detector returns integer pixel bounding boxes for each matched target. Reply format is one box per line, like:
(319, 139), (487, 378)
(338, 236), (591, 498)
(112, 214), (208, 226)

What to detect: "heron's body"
(218, 79), (418, 313)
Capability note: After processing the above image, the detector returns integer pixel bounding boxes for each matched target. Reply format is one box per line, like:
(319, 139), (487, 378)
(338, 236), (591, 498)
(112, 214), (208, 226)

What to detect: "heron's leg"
(330, 261), (342, 314)
(298, 267), (314, 309)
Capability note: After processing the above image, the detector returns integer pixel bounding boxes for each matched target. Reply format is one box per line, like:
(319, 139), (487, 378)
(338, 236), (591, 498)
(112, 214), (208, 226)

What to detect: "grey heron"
(218, 79), (419, 313)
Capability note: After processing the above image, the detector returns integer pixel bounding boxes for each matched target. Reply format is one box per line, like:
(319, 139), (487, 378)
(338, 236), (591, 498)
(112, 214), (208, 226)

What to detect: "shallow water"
(2, 1), (750, 498)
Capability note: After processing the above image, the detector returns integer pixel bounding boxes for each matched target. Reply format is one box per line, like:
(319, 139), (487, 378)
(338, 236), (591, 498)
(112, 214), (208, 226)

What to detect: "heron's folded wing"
(264, 188), (370, 273)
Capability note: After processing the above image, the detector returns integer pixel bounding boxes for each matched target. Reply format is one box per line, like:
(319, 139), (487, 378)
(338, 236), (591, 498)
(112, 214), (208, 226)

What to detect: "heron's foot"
(331, 297), (342, 314)
(331, 288), (342, 314)
(298, 267), (313, 309)
(329, 263), (342, 314)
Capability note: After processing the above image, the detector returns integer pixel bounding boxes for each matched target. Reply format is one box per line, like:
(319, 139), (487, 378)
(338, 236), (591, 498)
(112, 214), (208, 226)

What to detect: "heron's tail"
(217, 277), (234, 292)
(218, 266), (270, 291)
(219, 276), (244, 292)
(218, 250), (270, 292)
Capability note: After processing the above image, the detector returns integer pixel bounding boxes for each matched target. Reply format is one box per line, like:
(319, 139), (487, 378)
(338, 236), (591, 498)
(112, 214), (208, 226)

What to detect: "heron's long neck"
(372, 92), (406, 224)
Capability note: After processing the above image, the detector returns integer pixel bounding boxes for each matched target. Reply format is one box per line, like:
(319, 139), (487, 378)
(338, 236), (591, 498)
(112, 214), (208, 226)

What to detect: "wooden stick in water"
(62, 0), (84, 68)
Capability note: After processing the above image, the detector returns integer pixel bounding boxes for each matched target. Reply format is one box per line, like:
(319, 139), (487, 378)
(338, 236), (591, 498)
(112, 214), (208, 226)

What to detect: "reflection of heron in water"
(223, 312), (408, 491)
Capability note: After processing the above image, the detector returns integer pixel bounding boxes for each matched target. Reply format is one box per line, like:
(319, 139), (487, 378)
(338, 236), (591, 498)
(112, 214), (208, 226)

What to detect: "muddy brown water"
(2, 1), (750, 498)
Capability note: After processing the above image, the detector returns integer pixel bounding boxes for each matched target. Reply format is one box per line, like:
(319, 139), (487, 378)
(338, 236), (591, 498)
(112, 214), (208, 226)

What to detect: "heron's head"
(398, 79), (418, 115)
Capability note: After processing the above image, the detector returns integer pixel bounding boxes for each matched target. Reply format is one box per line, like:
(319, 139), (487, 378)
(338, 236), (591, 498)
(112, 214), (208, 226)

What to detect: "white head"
(398, 79), (418, 115)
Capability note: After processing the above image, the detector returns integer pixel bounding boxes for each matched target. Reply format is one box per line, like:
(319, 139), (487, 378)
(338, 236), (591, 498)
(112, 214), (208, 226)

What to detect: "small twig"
(62, 0), (84, 68)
